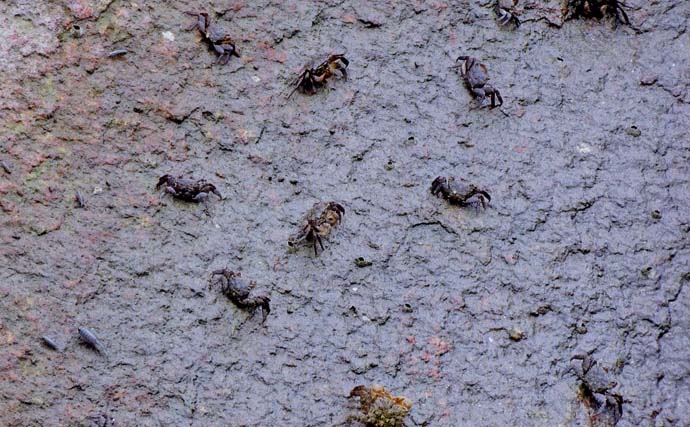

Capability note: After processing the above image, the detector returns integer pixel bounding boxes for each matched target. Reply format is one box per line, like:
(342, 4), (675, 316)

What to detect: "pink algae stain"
(258, 42), (288, 63)
(428, 336), (450, 356)
(67, 0), (94, 20)
(341, 14), (357, 24)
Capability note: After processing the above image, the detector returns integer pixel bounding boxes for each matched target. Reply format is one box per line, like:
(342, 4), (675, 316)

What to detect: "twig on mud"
(410, 220), (463, 237)
(255, 126), (265, 144)
(163, 106), (201, 124)
(158, 224), (200, 239)
(4, 266), (48, 280)
(380, 219), (464, 269)
(36, 215), (65, 236)
(520, 17), (563, 28)
(348, 90), (360, 106)
(99, 0), (117, 19)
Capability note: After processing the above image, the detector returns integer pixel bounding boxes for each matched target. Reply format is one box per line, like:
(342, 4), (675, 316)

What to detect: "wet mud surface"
(1, 1), (689, 426)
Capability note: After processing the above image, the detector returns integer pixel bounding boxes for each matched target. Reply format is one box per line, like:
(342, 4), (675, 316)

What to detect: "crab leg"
(314, 233), (325, 256)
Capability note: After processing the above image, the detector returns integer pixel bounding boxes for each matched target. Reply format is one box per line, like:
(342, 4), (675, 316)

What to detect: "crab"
(210, 269), (270, 323)
(494, 0), (521, 27)
(156, 175), (222, 203)
(287, 54), (349, 98)
(347, 384), (412, 427)
(563, 0), (630, 26)
(430, 176), (491, 210)
(571, 354), (624, 427)
(455, 56), (503, 108)
(287, 201), (345, 255)
(186, 11), (240, 64)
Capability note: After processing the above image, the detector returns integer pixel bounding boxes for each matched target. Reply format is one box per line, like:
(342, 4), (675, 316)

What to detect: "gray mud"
(1, 1), (689, 426)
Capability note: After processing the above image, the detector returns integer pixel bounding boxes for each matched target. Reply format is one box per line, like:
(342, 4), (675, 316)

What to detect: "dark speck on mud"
(1, 1), (689, 426)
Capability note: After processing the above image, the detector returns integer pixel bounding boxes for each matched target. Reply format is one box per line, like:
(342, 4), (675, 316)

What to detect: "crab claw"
(156, 174), (172, 189)
(287, 234), (302, 248)
(328, 54), (349, 78)
(185, 11), (209, 32)
(337, 57), (349, 79)
(571, 353), (596, 374)
(476, 189), (491, 205)
(327, 202), (345, 221)
(430, 176), (447, 196)
(454, 56), (475, 75)
(212, 268), (234, 277)
(349, 385), (368, 398)
(614, 3), (630, 25)
(479, 194), (490, 209)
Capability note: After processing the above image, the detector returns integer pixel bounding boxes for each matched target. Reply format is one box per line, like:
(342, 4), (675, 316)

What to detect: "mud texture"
(1, 1), (689, 426)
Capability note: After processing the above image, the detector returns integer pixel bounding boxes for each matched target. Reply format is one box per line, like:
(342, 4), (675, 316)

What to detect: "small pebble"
(640, 74), (658, 86)
(574, 322), (588, 334)
(71, 24), (85, 38)
(641, 266), (652, 278)
(577, 143), (592, 154)
(355, 257), (373, 268)
(626, 126), (641, 137)
(107, 49), (129, 58)
(78, 327), (107, 356)
(508, 328), (525, 341)
(42, 336), (63, 352)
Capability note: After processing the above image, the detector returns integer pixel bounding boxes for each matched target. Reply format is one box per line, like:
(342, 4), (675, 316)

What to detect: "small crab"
(494, 0), (521, 27)
(430, 176), (491, 210)
(287, 54), (349, 98)
(571, 354), (624, 427)
(210, 269), (270, 323)
(288, 202), (345, 255)
(186, 11), (240, 64)
(563, 0), (630, 26)
(455, 56), (503, 108)
(347, 384), (412, 427)
(156, 175), (222, 203)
